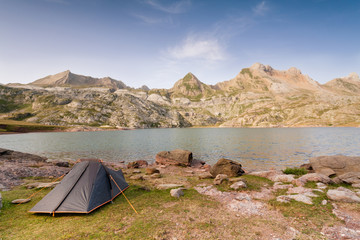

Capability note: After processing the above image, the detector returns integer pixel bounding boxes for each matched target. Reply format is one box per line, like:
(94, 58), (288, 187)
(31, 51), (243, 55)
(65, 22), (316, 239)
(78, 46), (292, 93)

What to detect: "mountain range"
(1, 63), (360, 128)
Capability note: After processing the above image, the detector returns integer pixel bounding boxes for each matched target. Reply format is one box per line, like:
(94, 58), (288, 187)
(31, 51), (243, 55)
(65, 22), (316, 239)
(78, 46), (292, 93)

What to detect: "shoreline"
(0, 121), (359, 136)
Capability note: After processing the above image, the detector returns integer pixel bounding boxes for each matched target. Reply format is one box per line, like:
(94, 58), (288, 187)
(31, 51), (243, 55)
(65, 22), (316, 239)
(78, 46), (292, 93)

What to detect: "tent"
(29, 159), (129, 215)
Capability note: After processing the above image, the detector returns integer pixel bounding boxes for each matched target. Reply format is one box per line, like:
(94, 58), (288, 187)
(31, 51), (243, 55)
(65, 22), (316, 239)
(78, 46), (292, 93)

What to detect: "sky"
(0, 0), (360, 88)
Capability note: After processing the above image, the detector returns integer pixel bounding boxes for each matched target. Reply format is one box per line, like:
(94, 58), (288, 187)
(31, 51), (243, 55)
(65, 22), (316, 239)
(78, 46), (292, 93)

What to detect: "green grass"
(0, 183), (217, 240)
(0, 119), (66, 133)
(282, 167), (308, 176)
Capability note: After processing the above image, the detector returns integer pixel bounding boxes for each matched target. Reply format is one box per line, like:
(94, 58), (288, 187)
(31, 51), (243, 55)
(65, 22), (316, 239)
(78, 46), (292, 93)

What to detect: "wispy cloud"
(167, 34), (226, 62)
(253, 1), (269, 16)
(132, 13), (172, 25)
(144, 0), (191, 14)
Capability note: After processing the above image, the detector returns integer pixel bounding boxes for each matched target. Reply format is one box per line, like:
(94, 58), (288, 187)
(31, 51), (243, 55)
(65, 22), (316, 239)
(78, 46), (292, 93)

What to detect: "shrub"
(282, 167), (308, 176)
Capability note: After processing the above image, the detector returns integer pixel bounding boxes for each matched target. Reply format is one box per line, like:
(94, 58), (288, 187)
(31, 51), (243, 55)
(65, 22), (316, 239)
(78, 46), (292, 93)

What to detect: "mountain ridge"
(1, 63), (360, 129)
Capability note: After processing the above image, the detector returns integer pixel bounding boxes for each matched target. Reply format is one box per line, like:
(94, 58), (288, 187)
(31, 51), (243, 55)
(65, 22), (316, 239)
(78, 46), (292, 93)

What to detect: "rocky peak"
(287, 67), (302, 75)
(170, 73), (214, 98)
(347, 72), (360, 81)
(250, 63), (273, 73)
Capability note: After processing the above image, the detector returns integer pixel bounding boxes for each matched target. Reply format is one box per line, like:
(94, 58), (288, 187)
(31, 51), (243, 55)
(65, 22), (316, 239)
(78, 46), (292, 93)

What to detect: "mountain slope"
(31, 70), (127, 89)
(2, 63), (360, 128)
(323, 73), (360, 95)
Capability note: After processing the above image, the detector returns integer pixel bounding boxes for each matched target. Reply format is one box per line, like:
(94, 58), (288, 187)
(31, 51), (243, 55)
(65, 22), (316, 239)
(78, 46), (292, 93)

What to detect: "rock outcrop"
(309, 155), (360, 177)
(210, 158), (245, 177)
(155, 149), (193, 167)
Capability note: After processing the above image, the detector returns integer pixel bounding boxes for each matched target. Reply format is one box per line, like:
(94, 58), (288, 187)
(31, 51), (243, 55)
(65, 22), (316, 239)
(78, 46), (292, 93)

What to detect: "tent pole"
(109, 175), (138, 215)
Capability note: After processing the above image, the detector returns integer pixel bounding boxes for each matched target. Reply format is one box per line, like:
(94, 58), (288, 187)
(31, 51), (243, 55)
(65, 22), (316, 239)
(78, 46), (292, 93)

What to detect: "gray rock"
(213, 174), (228, 185)
(273, 174), (295, 182)
(129, 175), (144, 180)
(210, 158), (245, 177)
(54, 161), (70, 168)
(155, 149), (192, 167)
(11, 198), (31, 204)
(316, 182), (327, 189)
(156, 184), (183, 190)
(321, 200), (328, 205)
(310, 155), (360, 176)
(327, 188), (360, 203)
(248, 170), (282, 180)
(150, 173), (161, 179)
(230, 181), (247, 190)
(277, 194), (313, 204)
(294, 173), (333, 186)
(145, 167), (160, 175)
(273, 182), (293, 190)
(338, 172), (360, 184)
(170, 188), (184, 198)
(26, 181), (60, 189)
(198, 172), (213, 179)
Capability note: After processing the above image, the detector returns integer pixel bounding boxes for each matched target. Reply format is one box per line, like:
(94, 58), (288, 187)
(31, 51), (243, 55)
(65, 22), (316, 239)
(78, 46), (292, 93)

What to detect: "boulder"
(145, 167), (160, 175)
(198, 172), (213, 179)
(156, 184), (183, 190)
(11, 198), (31, 204)
(210, 158), (244, 177)
(54, 161), (70, 168)
(170, 188), (184, 198)
(0, 148), (47, 163)
(127, 160), (148, 168)
(309, 155), (360, 176)
(338, 172), (360, 184)
(230, 181), (247, 190)
(248, 170), (281, 180)
(214, 174), (228, 185)
(129, 175), (144, 180)
(149, 173), (161, 179)
(276, 194), (313, 205)
(26, 182), (60, 189)
(273, 174), (295, 183)
(327, 187), (360, 203)
(273, 182), (293, 190)
(294, 173), (333, 186)
(155, 149), (192, 167)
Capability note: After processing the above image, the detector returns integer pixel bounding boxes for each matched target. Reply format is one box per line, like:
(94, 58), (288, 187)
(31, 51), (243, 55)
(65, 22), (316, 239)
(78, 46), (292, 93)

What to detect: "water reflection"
(0, 128), (359, 170)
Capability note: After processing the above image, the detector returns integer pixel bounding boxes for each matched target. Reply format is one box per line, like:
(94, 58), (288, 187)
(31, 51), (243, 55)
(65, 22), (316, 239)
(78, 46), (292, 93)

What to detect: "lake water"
(0, 128), (359, 170)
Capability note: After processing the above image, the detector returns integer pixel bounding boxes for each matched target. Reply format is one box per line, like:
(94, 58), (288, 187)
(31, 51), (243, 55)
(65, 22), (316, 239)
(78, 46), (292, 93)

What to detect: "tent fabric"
(29, 159), (128, 214)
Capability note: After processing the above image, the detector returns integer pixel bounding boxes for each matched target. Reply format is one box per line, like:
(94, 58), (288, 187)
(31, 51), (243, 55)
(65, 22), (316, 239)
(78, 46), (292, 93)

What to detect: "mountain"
(324, 73), (360, 95)
(169, 73), (216, 100)
(216, 63), (321, 94)
(30, 70), (127, 89)
(1, 63), (360, 128)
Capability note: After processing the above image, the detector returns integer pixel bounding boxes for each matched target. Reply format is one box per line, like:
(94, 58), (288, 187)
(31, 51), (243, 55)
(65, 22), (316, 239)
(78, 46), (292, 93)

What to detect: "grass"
(283, 167), (308, 176)
(0, 119), (66, 133)
(1, 171), (353, 239)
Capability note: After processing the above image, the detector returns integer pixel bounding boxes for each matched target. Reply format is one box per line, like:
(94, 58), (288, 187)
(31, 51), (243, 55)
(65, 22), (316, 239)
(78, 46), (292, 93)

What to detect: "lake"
(0, 127), (359, 170)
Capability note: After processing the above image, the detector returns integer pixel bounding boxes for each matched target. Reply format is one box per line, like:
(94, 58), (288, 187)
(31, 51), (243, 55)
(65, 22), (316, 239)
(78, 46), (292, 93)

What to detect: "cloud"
(167, 34), (226, 61)
(253, 1), (268, 16)
(132, 13), (172, 24)
(144, 0), (191, 14)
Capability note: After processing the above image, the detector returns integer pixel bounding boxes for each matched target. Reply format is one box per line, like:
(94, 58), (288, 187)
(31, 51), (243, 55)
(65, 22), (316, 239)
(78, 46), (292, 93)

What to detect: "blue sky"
(1, 0), (359, 88)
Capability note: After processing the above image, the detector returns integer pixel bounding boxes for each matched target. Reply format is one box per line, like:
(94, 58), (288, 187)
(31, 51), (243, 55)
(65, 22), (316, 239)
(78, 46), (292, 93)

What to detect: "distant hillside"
(30, 70), (127, 89)
(324, 73), (360, 95)
(1, 63), (360, 128)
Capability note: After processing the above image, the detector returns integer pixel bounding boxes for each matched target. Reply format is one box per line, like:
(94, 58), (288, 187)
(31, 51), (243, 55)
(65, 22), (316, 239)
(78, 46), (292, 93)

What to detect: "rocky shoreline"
(1, 148), (360, 239)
